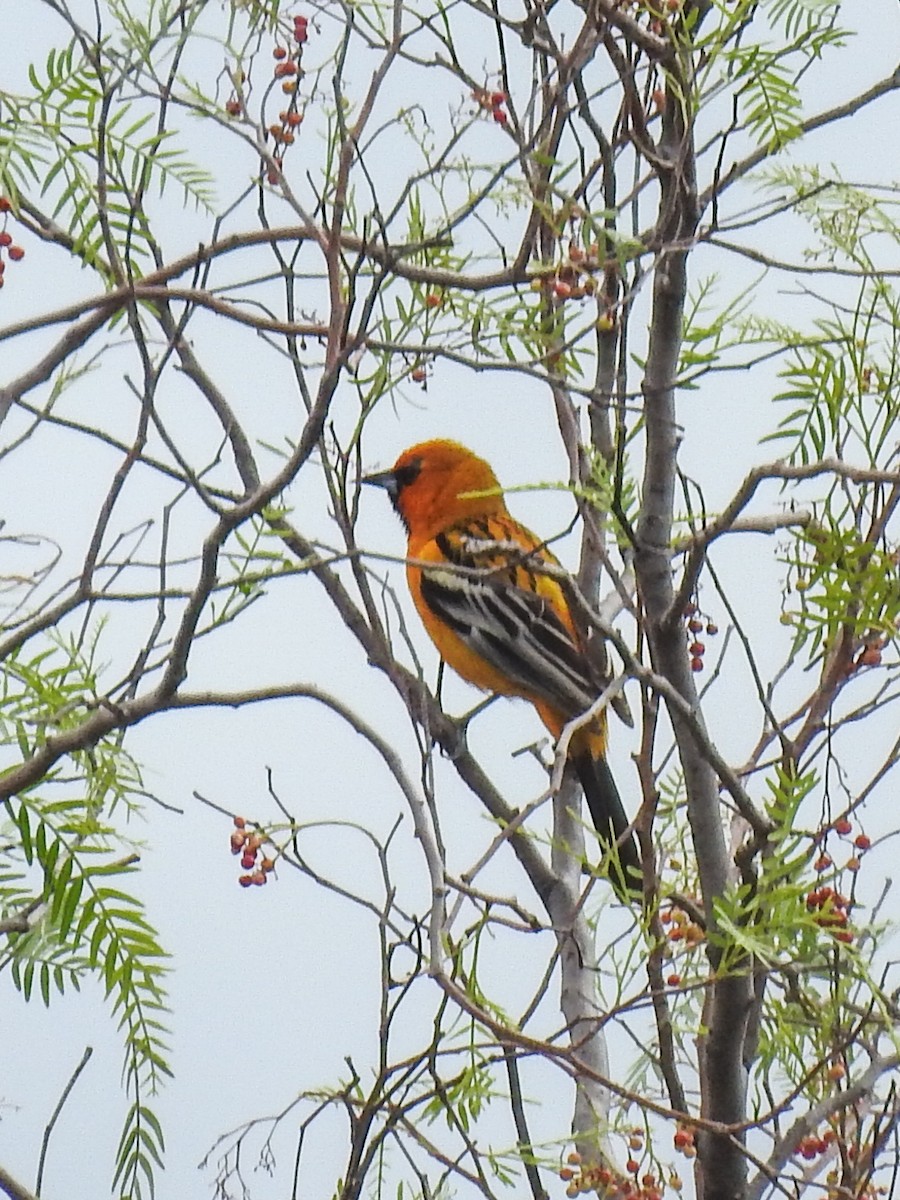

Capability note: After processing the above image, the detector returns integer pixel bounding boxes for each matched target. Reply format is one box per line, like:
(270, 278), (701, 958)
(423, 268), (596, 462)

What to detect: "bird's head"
(363, 439), (503, 545)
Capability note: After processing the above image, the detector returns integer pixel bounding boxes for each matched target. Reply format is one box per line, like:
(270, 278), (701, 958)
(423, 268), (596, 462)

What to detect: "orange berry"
(261, 857), (275, 872)
(287, 111), (303, 126)
(282, 81), (297, 93)
(854, 833), (871, 851)
(230, 831), (247, 854)
(827, 1062), (846, 1081)
(667, 973), (682, 987)
(424, 291), (442, 309)
(834, 817), (852, 836)
(251, 871), (268, 886)
(673, 1130), (692, 1150)
(846, 856), (861, 872)
(411, 366), (427, 384)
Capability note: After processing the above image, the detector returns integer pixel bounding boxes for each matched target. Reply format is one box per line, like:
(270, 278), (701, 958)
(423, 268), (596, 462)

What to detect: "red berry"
(230, 831), (246, 854)
(241, 852), (256, 869)
(834, 930), (853, 944)
(233, 816), (246, 829)
(688, 641), (705, 656)
(490, 90), (506, 106)
(673, 1130), (692, 1150)
(273, 45), (287, 59)
(294, 26), (308, 42)
(411, 366), (427, 383)
(666, 973), (681, 987)
(688, 618), (703, 633)
(0, 197), (10, 212)
(0, 232), (11, 247)
(238, 875), (253, 887)
(424, 292), (441, 309)
(854, 833), (871, 851)
(834, 817), (852, 836)
(626, 1159), (640, 1174)
(706, 622), (718, 636)
(814, 853), (832, 871)
(274, 60), (298, 77)
(493, 108), (508, 125)
(294, 14), (308, 25)
(252, 871), (268, 886)
(8, 245), (24, 261)
(690, 656), (704, 672)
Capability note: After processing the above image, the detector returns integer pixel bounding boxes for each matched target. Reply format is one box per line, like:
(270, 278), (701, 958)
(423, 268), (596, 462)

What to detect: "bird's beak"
(361, 467), (399, 499)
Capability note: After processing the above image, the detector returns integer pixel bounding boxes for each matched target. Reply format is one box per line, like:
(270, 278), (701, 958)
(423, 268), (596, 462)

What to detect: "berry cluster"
(222, 12), (312, 183)
(682, 601), (718, 672)
(798, 1128), (838, 1160)
(0, 197), (25, 291)
(471, 87), (508, 126)
(559, 1149), (664, 1200)
(806, 886), (853, 945)
(661, 906), (704, 947)
(813, 812), (871, 879)
(558, 1122), (700, 1198)
(530, 241), (607, 305)
(229, 816), (276, 887)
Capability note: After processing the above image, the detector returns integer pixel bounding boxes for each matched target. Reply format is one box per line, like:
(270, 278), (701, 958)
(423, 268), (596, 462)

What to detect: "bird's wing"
(418, 518), (596, 717)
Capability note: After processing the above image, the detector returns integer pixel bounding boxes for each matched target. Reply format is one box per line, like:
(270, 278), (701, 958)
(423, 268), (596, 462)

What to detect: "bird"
(363, 438), (640, 899)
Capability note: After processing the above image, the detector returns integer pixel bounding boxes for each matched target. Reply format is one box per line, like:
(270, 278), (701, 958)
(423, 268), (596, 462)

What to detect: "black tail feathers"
(572, 751), (641, 903)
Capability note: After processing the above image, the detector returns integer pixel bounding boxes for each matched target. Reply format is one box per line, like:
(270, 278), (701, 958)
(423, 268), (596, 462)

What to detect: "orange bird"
(364, 439), (640, 898)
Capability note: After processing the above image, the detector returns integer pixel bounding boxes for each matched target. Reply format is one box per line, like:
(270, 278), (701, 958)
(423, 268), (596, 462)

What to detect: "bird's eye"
(394, 459), (422, 491)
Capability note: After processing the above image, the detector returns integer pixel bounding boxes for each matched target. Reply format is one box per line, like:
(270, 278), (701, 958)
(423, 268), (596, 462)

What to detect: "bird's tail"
(571, 750), (642, 902)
